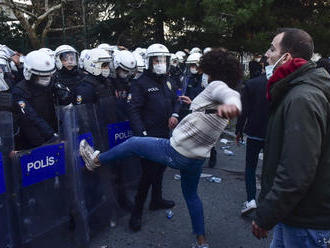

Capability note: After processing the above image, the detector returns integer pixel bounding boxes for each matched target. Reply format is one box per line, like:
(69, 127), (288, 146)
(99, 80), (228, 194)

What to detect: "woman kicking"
(80, 48), (243, 248)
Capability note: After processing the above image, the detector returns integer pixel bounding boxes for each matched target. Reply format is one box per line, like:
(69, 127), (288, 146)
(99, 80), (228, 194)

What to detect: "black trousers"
(133, 158), (167, 213)
(245, 138), (264, 201)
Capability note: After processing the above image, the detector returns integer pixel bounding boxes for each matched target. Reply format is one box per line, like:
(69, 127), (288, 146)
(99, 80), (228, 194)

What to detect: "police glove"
(54, 82), (72, 105)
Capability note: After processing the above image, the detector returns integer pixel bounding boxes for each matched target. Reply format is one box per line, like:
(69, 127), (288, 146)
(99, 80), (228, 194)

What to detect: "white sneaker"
(79, 139), (101, 171)
(241, 199), (257, 216)
(192, 242), (209, 248)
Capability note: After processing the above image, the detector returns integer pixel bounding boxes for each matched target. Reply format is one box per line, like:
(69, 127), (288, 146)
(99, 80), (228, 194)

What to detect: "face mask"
(101, 68), (110, 78)
(36, 76), (51, 87)
(265, 53), (287, 80)
(201, 73), (209, 88)
(190, 67), (198, 74)
(153, 63), (167, 75)
(118, 70), (129, 79)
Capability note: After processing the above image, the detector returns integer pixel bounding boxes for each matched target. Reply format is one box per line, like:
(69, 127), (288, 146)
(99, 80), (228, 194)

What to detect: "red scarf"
(266, 58), (307, 100)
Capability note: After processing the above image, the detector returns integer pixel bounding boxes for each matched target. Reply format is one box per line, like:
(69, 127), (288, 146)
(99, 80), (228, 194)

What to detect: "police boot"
(149, 182), (175, 210)
(208, 147), (217, 168)
(149, 199), (175, 210)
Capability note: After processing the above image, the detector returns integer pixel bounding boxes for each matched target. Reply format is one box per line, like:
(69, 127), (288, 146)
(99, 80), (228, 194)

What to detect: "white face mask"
(36, 76), (51, 87)
(190, 67), (198, 74)
(265, 53), (288, 80)
(101, 68), (110, 78)
(153, 63), (167, 75)
(201, 73), (209, 88)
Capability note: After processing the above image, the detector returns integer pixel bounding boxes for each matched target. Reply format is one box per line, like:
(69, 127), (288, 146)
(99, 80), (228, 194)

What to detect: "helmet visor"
(60, 52), (77, 67)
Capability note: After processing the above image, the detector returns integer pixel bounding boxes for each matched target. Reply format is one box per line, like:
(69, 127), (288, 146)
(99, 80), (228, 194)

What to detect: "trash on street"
(223, 149), (234, 156)
(206, 176), (222, 183)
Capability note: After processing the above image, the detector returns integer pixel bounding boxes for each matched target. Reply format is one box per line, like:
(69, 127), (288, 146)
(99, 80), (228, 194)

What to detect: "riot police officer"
(128, 43), (180, 232)
(52, 45), (85, 105)
(169, 53), (183, 91)
(184, 52), (203, 100)
(12, 50), (58, 150)
(74, 48), (115, 104)
(110, 49), (138, 212)
(132, 51), (145, 80)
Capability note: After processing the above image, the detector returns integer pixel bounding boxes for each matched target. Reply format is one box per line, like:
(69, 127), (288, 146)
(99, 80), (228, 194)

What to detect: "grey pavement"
(89, 136), (271, 248)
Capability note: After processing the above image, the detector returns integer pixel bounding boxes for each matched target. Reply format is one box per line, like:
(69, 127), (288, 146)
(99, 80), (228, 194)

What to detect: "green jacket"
(256, 61), (330, 230)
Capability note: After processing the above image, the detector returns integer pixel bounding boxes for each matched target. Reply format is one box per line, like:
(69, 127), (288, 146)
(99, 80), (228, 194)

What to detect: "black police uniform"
(51, 67), (86, 105)
(128, 70), (180, 231)
(169, 65), (183, 91)
(112, 77), (131, 120)
(179, 73), (203, 120)
(12, 79), (57, 150)
(74, 73), (115, 105)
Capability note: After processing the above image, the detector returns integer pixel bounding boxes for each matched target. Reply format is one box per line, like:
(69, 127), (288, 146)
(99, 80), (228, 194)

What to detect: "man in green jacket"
(252, 28), (330, 247)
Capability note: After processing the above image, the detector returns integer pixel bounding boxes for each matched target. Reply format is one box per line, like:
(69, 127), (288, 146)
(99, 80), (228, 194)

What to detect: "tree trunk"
(154, 10), (165, 43)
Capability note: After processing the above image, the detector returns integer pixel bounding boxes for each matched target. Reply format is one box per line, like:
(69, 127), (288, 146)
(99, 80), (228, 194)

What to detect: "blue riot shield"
(104, 97), (141, 214)
(10, 139), (74, 248)
(70, 103), (118, 236)
(0, 111), (18, 248)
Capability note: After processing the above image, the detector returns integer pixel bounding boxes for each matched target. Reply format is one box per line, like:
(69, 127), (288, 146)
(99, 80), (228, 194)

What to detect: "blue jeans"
(98, 136), (206, 235)
(271, 223), (330, 248)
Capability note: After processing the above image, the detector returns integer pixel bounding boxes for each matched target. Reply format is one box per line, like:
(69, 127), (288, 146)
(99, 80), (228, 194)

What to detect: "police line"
(0, 101), (140, 248)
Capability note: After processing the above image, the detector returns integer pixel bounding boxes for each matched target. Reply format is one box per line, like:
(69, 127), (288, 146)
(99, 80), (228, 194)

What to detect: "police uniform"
(51, 67), (85, 105)
(128, 70), (180, 221)
(185, 73), (203, 100)
(169, 65), (183, 91)
(74, 74), (115, 105)
(179, 73), (204, 120)
(12, 80), (57, 150)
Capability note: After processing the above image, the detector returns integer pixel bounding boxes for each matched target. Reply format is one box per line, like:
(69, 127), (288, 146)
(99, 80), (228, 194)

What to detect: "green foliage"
(0, 10), (31, 53)
(0, 0), (329, 56)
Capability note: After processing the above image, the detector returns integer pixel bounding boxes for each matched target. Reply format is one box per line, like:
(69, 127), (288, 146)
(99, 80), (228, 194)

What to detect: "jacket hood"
(290, 62), (330, 101)
(271, 61), (330, 104)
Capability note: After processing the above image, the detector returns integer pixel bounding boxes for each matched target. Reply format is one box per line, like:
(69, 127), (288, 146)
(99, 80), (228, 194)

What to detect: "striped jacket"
(170, 80), (241, 159)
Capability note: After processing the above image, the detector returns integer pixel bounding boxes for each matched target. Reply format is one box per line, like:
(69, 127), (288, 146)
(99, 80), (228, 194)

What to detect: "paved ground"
(89, 136), (272, 248)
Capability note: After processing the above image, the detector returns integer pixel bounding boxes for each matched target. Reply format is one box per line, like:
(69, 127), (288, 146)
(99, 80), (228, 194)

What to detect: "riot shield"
(10, 140), (73, 248)
(70, 103), (118, 235)
(57, 104), (90, 248)
(101, 97), (141, 214)
(0, 111), (18, 248)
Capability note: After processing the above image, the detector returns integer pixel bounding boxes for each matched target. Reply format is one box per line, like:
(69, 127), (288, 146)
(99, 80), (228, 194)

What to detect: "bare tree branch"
(0, 1), (37, 18)
(32, 1), (64, 30)
(127, 0), (145, 9)
(49, 25), (84, 32)
(41, 14), (53, 45)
